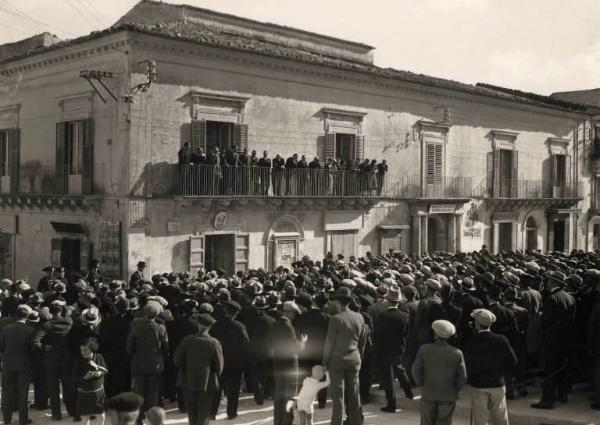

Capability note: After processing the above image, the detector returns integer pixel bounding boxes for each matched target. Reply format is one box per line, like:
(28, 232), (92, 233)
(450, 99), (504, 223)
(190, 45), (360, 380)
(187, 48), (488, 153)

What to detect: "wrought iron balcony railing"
(474, 178), (582, 199)
(0, 162), (107, 196)
(176, 164), (388, 197)
(389, 175), (473, 199)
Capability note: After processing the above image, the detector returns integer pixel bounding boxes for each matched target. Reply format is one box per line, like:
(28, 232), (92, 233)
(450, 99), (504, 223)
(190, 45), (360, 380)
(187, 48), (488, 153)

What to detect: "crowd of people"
(1, 247), (600, 425)
(177, 143), (388, 197)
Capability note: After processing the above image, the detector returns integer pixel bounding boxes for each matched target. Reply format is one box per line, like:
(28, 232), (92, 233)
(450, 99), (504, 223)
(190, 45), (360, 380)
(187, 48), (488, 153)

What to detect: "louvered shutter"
(434, 144), (443, 184)
(486, 152), (494, 197)
(354, 135), (365, 162)
(80, 239), (89, 272)
(511, 150), (519, 198)
(565, 154), (572, 197)
(325, 132), (336, 161)
(235, 234), (249, 273)
(189, 235), (205, 275)
(190, 119), (206, 153)
(426, 143), (435, 185)
(342, 231), (355, 257)
(551, 154), (558, 184)
(9, 128), (19, 193)
(493, 148), (501, 198)
(55, 122), (67, 194)
(81, 119), (94, 194)
(234, 123), (248, 152)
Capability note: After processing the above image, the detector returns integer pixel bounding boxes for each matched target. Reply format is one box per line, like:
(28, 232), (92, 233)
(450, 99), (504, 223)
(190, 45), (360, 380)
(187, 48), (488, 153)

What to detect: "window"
(335, 133), (356, 162)
(331, 230), (355, 258)
(206, 121), (234, 151)
(65, 121), (84, 175)
(425, 142), (443, 185)
(0, 130), (9, 177)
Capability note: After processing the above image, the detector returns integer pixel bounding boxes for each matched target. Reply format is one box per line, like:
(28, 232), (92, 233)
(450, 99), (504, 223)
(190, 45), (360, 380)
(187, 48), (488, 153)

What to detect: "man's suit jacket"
(374, 305), (409, 358)
(0, 321), (35, 372)
(174, 334), (224, 392)
(293, 308), (330, 362)
(127, 318), (169, 374)
(210, 317), (249, 369)
(322, 308), (367, 370)
(99, 313), (132, 367)
(241, 308), (276, 359)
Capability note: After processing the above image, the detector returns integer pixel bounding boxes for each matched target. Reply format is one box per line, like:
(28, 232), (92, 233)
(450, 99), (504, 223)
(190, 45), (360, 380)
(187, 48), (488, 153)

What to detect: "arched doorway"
(525, 216), (537, 251)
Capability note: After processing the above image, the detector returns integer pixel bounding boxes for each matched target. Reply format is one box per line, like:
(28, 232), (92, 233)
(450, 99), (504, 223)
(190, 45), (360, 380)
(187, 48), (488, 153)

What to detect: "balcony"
(174, 164), (390, 209)
(475, 178), (582, 208)
(0, 162), (108, 213)
(389, 175), (473, 201)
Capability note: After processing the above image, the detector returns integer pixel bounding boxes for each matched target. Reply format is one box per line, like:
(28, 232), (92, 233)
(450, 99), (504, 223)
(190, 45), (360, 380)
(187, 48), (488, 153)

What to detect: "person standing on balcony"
(377, 159), (387, 196)
(249, 150), (259, 195)
(308, 157), (321, 196)
(177, 143), (191, 195)
(297, 155), (308, 196)
(285, 154), (298, 196)
(368, 159), (378, 196)
(239, 148), (249, 196)
(258, 151), (272, 196)
(325, 158), (335, 196)
(273, 154), (285, 196)
(205, 146), (220, 196)
(190, 147), (205, 196)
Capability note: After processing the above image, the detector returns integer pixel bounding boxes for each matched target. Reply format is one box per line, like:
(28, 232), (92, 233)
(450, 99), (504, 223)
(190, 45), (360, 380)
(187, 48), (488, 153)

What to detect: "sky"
(0, 0), (598, 95)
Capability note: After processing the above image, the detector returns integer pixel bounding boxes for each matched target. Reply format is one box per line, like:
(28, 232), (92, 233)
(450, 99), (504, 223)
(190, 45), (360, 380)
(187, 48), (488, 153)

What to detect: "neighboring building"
(552, 88), (600, 250)
(0, 0), (599, 282)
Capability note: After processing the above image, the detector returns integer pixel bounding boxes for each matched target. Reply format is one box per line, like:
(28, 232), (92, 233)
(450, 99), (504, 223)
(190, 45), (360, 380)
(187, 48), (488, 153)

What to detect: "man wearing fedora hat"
(0, 304), (36, 425)
(323, 287), (367, 425)
(531, 271), (576, 409)
(374, 286), (413, 412)
(241, 296), (276, 405)
(412, 320), (466, 425)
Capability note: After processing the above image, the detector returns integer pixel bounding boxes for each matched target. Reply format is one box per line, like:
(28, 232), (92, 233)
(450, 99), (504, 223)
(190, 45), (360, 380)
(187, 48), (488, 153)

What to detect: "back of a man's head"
(104, 392), (143, 425)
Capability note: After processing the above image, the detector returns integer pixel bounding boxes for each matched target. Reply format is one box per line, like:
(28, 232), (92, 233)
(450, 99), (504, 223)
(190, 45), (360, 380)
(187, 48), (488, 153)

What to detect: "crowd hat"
(425, 278), (442, 291)
(283, 301), (301, 315)
(432, 320), (456, 338)
(386, 286), (403, 302)
(104, 392), (144, 413)
(194, 313), (216, 328)
(333, 287), (353, 301)
(546, 270), (566, 287)
(462, 276), (476, 291)
(252, 295), (268, 309)
(471, 308), (496, 327)
(81, 308), (101, 327)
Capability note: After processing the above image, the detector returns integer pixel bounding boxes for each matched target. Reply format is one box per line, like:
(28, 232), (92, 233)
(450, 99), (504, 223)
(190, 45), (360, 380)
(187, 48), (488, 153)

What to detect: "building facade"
(0, 0), (598, 283)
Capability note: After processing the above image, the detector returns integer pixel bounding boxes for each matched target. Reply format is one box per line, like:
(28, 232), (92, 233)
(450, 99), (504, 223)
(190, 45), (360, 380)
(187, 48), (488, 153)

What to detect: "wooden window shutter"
(9, 128), (20, 193)
(81, 119), (94, 194)
(235, 234), (249, 273)
(342, 231), (355, 257)
(493, 148), (501, 197)
(511, 150), (519, 198)
(551, 153), (558, 184)
(80, 239), (90, 271)
(190, 119), (207, 153)
(189, 235), (205, 275)
(325, 132), (336, 161)
(354, 135), (365, 162)
(234, 123), (248, 152)
(55, 122), (67, 194)
(426, 143), (435, 185)
(486, 152), (494, 197)
(434, 143), (443, 183)
(565, 154), (572, 196)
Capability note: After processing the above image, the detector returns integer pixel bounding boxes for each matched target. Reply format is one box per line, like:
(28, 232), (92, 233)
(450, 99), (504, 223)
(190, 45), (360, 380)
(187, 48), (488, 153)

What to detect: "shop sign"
(429, 204), (456, 214)
(213, 211), (228, 230)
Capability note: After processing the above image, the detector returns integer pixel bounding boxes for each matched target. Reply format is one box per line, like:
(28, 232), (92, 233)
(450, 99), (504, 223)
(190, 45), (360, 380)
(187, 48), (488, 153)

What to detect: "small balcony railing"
(389, 175), (473, 199)
(1, 162), (107, 195)
(176, 164), (388, 197)
(475, 178), (581, 199)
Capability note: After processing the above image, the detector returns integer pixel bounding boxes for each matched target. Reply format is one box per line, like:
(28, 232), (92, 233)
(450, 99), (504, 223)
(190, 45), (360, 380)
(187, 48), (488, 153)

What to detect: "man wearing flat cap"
(174, 314), (224, 425)
(531, 271), (576, 409)
(104, 392), (143, 425)
(411, 320), (466, 425)
(323, 287), (367, 425)
(209, 300), (249, 420)
(465, 309), (516, 425)
(127, 302), (169, 419)
(0, 304), (36, 425)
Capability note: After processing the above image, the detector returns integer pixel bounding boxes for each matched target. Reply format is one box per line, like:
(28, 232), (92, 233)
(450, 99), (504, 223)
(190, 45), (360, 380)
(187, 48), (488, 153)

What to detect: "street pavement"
(8, 383), (598, 425)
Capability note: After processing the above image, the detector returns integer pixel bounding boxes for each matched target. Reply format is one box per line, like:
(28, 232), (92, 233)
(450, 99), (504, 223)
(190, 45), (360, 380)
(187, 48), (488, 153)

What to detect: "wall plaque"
(429, 204), (456, 214)
(213, 211), (228, 230)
